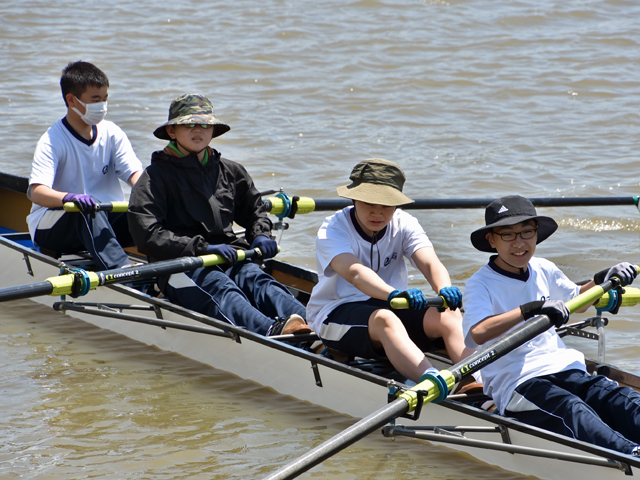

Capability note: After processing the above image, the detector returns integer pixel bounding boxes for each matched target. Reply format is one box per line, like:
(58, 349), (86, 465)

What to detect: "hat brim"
(337, 182), (414, 207)
(470, 214), (558, 253)
(153, 114), (230, 140)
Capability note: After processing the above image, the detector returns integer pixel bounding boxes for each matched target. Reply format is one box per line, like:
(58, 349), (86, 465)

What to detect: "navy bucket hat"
(470, 195), (558, 253)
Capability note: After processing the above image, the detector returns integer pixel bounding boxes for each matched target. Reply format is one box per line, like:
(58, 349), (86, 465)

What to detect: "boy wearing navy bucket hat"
(463, 194), (640, 455)
(307, 158), (478, 389)
(128, 94), (310, 337)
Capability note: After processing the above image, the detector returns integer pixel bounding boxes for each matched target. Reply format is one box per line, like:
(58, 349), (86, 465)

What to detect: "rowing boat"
(1, 171), (639, 479)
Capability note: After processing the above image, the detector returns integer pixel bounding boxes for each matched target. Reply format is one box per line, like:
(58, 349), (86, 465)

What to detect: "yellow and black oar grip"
(266, 196), (316, 216)
(63, 201), (129, 213)
(200, 246), (281, 267)
(398, 369), (455, 410)
(48, 271), (101, 296)
(389, 295), (448, 310)
(594, 286), (640, 309)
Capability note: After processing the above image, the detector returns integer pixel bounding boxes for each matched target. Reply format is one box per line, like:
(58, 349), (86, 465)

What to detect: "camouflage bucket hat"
(336, 158), (414, 207)
(153, 94), (230, 140)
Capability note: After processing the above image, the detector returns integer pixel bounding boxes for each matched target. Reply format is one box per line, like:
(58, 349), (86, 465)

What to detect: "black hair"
(60, 61), (109, 107)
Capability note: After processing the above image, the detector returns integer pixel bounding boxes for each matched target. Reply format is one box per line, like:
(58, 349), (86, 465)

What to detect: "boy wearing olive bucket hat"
(307, 158), (476, 387)
(462, 195), (640, 455)
(128, 94), (310, 337)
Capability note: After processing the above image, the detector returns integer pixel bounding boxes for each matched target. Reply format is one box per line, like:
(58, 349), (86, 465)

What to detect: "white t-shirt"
(462, 257), (585, 414)
(306, 206), (432, 333)
(27, 118), (142, 239)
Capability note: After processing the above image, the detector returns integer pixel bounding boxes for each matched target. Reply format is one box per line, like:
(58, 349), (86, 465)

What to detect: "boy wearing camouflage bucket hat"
(306, 158), (478, 389)
(462, 195), (640, 455)
(27, 61), (143, 270)
(128, 94), (310, 337)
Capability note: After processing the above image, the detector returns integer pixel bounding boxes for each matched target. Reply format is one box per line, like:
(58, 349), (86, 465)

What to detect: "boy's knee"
(369, 308), (402, 329)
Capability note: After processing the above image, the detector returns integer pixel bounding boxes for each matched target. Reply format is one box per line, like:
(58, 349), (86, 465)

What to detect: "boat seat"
(38, 246), (70, 259)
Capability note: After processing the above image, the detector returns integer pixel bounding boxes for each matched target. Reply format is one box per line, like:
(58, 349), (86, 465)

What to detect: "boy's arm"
(411, 246), (453, 293)
(29, 184), (68, 208)
(330, 252), (395, 300)
(470, 308), (524, 345)
(128, 170), (143, 186)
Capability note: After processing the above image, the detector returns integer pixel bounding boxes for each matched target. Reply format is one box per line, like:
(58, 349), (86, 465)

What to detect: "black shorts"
(320, 298), (441, 360)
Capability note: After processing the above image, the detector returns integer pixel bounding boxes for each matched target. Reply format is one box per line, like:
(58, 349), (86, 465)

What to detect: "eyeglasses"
(492, 228), (537, 241)
(184, 124), (212, 129)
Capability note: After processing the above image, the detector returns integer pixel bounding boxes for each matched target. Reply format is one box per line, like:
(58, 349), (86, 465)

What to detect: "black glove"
(520, 299), (570, 328)
(593, 262), (637, 287)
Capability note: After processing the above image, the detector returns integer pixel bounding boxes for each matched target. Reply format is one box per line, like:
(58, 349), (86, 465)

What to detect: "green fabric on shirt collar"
(166, 141), (209, 165)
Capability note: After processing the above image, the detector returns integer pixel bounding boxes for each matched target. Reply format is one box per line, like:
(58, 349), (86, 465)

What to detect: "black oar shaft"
(308, 196), (638, 211)
(0, 281), (55, 302)
(262, 400), (410, 480)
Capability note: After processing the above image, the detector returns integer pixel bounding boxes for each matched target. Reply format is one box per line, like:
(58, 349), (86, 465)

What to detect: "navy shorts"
(320, 298), (441, 360)
(505, 369), (640, 454)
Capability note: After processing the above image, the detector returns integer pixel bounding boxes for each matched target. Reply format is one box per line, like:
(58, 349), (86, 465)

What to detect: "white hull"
(1, 235), (638, 480)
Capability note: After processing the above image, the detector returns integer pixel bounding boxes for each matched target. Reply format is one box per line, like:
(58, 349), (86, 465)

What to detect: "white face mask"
(72, 96), (108, 125)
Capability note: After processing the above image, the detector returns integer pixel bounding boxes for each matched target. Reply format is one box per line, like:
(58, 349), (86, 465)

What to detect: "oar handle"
(389, 295), (447, 310)
(63, 201), (129, 213)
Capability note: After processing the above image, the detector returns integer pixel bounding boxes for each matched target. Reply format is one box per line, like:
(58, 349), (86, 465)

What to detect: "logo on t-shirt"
(102, 165), (109, 174)
(384, 252), (398, 267)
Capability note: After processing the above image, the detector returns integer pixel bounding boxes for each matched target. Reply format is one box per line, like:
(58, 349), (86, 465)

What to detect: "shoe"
(632, 446), (640, 457)
(451, 376), (484, 395)
(268, 314), (312, 336)
(455, 380), (484, 395)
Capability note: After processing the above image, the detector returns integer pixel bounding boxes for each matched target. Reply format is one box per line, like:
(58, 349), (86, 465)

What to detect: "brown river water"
(1, 1), (639, 478)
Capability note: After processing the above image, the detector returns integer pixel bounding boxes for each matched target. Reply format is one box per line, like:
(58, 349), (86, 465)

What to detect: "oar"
(264, 194), (640, 217)
(261, 272), (636, 480)
(64, 194), (640, 217)
(0, 248), (266, 303)
(64, 201), (128, 213)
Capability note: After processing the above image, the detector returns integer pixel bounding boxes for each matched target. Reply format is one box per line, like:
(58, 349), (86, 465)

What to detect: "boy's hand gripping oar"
(0, 247), (275, 303)
(261, 268), (638, 480)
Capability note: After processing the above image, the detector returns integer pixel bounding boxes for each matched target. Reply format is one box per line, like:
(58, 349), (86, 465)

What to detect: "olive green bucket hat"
(153, 94), (230, 140)
(337, 158), (414, 207)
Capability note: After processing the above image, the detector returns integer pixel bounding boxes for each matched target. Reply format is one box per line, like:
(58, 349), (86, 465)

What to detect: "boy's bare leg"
(423, 308), (475, 364)
(368, 309), (433, 383)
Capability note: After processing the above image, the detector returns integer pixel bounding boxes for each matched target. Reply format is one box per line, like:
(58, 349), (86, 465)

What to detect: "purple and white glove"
(62, 193), (97, 215)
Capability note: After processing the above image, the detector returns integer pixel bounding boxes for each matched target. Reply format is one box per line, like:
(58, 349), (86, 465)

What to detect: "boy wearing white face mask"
(27, 61), (143, 270)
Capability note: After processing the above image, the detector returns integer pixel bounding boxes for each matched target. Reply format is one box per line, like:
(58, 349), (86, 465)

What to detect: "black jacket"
(128, 147), (272, 261)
